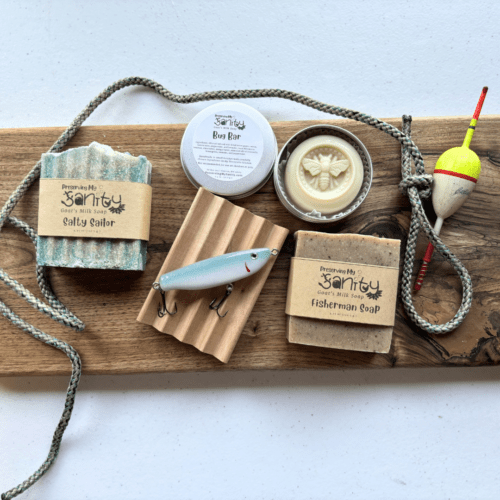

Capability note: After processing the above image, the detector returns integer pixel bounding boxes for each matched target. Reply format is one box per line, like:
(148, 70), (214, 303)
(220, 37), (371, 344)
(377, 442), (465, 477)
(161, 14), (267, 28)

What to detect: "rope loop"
(399, 115), (473, 335)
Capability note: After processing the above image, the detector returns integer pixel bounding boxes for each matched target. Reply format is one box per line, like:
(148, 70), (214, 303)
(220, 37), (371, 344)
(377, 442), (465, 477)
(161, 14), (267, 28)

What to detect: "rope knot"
(399, 174), (433, 199)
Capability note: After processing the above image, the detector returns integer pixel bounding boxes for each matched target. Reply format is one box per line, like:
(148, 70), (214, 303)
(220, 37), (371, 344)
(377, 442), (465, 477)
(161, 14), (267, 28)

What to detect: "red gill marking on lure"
(245, 262), (250, 272)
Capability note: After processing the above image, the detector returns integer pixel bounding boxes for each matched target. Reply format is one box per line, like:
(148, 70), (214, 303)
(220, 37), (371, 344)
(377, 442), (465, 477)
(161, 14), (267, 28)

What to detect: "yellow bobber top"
(434, 146), (481, 181)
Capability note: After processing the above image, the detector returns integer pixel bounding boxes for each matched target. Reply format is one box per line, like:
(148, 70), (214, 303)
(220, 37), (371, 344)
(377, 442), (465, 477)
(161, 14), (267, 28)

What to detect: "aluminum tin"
(274, 124), (373, 223)
(180, 102), (277, 200)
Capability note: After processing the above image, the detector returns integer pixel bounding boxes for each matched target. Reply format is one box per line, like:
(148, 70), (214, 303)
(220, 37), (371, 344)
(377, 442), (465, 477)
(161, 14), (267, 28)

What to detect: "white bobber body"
(432, 169), (477, 220)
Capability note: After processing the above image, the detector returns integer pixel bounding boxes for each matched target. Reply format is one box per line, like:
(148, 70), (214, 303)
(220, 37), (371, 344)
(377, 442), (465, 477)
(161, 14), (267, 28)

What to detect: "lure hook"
(153, 282), (177, 317)
(209, 284), (233, 319)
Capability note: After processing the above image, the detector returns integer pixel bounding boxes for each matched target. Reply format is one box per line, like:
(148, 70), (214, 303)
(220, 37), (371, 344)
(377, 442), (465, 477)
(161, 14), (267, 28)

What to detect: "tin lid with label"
(180, 102), (277, 199)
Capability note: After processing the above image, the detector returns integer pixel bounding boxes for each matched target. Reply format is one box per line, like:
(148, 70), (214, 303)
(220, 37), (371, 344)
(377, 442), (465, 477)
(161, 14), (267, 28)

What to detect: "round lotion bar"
(284, 135), (364, 214)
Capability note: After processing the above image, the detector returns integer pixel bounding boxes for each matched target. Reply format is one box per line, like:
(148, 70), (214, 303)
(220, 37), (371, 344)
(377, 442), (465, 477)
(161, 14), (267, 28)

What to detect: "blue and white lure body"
(159, 248), (274, 291)
(153, 248), (278, 318)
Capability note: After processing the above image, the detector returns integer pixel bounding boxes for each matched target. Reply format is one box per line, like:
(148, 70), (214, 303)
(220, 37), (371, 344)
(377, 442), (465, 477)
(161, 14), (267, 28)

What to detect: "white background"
(1, 1), (499, 499)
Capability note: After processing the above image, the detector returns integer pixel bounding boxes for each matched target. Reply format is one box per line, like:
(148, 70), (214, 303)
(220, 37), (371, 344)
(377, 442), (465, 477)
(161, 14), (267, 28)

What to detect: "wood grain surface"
(1, 116), (500, 376)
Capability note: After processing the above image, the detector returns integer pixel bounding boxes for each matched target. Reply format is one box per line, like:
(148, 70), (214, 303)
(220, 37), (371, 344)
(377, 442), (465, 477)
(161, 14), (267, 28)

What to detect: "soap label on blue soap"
(38, 179), (152, 240)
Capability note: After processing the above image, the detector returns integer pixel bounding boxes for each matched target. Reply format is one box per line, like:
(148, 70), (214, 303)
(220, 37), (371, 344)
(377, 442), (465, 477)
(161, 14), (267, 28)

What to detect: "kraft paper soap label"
(192, 110), (264, 181)
(286, 257), (399, 326)
(38, 179), (152, 240)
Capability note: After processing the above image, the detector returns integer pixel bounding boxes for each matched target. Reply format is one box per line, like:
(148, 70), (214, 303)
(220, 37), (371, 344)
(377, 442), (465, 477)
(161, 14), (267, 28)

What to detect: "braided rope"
(399, 116), (473, 331)
(1, 77), (473, 498)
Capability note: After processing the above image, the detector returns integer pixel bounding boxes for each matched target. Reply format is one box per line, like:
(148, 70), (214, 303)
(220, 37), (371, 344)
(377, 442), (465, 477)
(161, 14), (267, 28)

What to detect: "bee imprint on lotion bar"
(300, 147), (351, 193)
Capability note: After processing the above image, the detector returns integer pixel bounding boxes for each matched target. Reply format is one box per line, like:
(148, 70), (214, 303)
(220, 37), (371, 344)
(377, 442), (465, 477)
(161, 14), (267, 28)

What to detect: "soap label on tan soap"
(286, 257), (399, 326)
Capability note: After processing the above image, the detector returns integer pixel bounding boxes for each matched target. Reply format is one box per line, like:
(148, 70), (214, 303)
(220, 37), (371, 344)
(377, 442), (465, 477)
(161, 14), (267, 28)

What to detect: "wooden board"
(1, 116), (500, 376)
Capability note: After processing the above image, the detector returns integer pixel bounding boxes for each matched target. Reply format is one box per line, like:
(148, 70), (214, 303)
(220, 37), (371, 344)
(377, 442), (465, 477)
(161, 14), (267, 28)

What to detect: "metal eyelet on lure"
(152, 248), (279, 318)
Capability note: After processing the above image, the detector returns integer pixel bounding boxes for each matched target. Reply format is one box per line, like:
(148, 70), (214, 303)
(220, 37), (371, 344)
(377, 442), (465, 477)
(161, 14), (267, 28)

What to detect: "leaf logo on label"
(109, 204), (126, 215)
(366, 290), (383, 300)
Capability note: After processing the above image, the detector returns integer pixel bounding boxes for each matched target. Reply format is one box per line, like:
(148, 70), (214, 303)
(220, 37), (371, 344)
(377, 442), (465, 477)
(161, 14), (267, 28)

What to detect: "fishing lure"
(152, 247), (279, 318)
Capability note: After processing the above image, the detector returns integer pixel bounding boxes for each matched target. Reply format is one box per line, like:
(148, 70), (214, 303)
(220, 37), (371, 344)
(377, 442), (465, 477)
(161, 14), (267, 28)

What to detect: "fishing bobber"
(414, 87), (487, 290)
(432, 147), (480, 220)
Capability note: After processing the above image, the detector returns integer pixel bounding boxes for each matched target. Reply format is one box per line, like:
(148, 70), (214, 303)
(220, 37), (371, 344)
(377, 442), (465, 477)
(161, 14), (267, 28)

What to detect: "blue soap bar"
(37, 142), (152, 270)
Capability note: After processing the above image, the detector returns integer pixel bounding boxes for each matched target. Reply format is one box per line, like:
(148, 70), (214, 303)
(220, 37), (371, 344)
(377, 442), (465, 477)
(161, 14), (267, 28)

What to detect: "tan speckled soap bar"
(287, 231), (401, 354)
